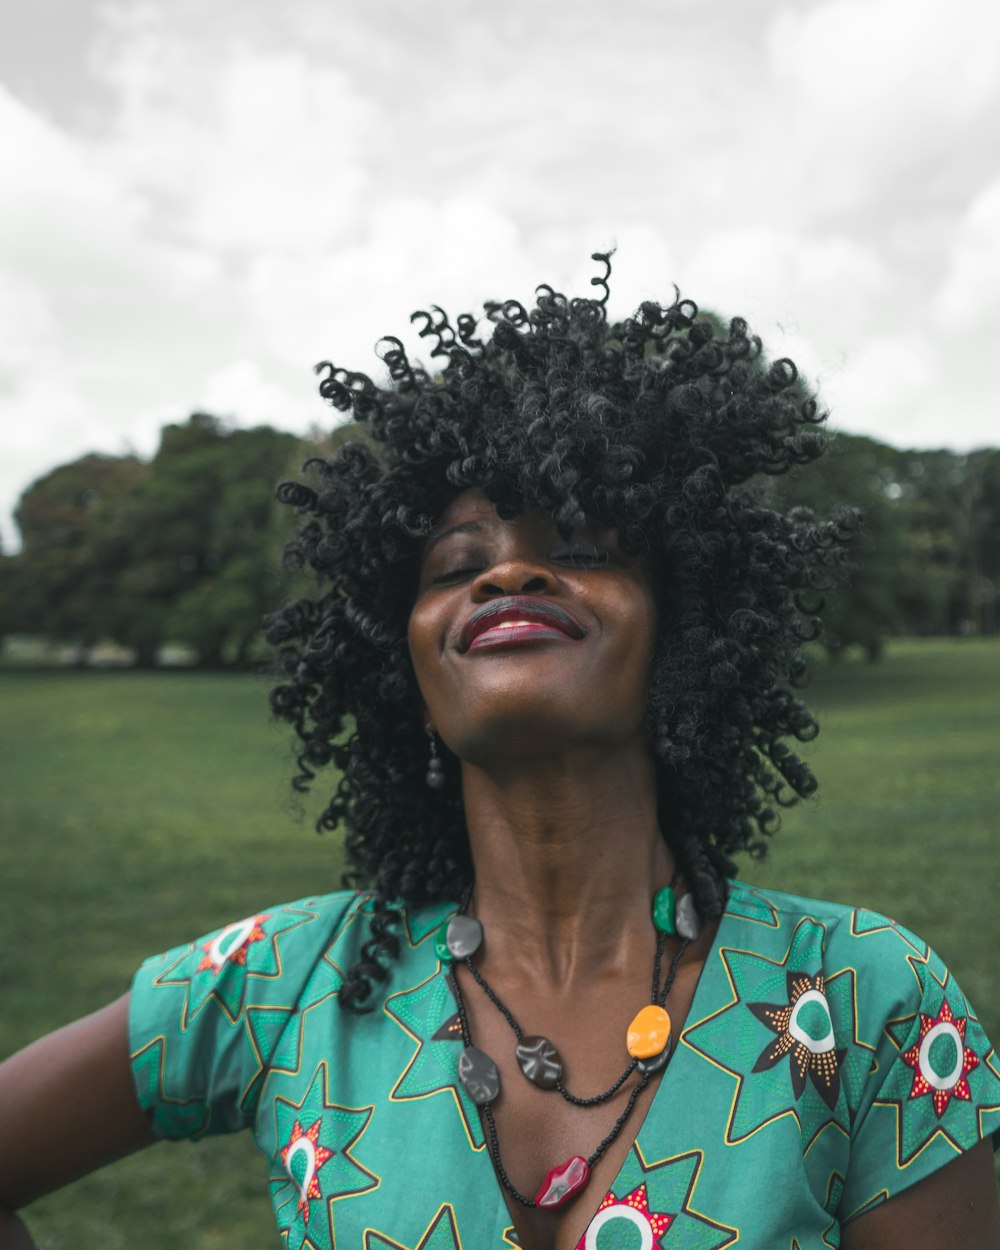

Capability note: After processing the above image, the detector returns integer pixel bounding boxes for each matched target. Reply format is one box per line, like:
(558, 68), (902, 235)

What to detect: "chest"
(453, 959), (705, 1249)
(250, 923), (853, 1250)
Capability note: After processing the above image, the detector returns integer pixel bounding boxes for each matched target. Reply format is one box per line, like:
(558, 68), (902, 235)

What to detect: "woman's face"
(407, 488), (660, 764)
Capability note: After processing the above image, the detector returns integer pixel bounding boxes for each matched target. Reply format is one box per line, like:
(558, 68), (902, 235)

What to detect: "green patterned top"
(129, 881), (1000, 1249)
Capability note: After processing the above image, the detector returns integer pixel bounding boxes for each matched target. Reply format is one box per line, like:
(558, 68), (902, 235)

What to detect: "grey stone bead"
(515, 1035), (563, 1088)
(446, 914), (483, 959)
(676, 891), (702, 941)
(637, 1040), (672, 1076)
(458, 1045), (500, 1105)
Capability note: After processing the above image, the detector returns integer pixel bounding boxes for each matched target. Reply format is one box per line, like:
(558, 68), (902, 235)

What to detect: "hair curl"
(266, 253), (855, 1011)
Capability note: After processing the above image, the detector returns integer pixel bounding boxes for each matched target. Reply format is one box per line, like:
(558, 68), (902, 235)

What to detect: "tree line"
(0, 412), (997, 667)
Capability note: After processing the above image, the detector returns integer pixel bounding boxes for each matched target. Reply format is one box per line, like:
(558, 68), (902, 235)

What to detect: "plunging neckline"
(440, 889), (733, 1247)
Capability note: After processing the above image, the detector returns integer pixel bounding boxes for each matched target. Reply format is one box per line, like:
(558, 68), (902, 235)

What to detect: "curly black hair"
(265, 253), (854, 1011)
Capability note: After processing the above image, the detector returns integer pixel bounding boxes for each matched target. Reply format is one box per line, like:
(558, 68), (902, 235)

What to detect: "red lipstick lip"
(459, 596), (585, 653)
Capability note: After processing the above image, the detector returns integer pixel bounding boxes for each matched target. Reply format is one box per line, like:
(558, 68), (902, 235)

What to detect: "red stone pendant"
(534, 1155), (590, 1208)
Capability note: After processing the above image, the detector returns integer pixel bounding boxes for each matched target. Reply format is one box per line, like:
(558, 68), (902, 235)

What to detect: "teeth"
(493, 620), (540, 629)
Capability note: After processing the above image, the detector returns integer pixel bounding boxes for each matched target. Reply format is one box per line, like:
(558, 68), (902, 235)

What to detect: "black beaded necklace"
(436, 879), (700, 1211)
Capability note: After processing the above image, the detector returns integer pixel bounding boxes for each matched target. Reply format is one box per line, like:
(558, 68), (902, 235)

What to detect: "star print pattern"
(280, 1119), (334, 1220)
(270, 1061), (378, 1250)
(683, 917), (870, 1150)
(849, 909), (930, 960)
(151, 904), (314, 1026)
(196, 913), (270, 972)
(127, 882), (1000, 1248)
(364, 1204), (462, 1250)
(578, 1182), (673, 1248)
(579, 1147), (737, 1250)
(864, 959), (1000, 1174)
(748, 970), (847, 1109)
(383, 971), (486, 1150)
(900, 999), (980, 1117)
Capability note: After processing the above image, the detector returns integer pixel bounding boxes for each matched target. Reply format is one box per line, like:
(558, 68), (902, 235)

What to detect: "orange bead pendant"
(626, 1004), (672, 1059)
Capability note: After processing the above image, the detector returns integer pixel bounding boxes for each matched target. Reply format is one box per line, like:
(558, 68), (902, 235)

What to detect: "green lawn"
(2, 641), (998, 1245)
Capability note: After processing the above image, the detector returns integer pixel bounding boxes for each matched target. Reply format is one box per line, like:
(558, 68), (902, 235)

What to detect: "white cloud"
(93, 15), (374, 253)
(768, 0), (1000, 213)
(937, 176), (1000, 330)
(2, 0), (1000, 550)
(195, 358), (313, 429)
(822, 335), (936, 444)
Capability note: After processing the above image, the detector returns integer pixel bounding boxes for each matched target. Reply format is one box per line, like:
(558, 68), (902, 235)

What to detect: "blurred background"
(1, 0), (998, 1244)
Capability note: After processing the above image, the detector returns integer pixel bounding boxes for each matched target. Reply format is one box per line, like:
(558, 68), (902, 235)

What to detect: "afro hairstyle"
(266, 253), (854, 1010)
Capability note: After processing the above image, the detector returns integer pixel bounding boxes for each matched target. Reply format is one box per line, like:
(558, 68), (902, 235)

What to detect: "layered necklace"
(436, 876), (701, 1210)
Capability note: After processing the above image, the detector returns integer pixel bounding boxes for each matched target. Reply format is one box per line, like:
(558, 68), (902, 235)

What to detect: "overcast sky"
(1, 0), (999, 550)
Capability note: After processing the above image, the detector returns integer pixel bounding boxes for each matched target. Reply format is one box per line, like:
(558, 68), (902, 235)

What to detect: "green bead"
(652, 888), (676, 935)
(434, 920), (453, 963)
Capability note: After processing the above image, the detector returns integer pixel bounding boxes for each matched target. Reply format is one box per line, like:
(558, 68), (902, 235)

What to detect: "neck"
(458, 738), (676, 986)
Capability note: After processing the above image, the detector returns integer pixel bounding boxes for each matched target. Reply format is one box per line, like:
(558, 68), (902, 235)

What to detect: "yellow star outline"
(271, 1059), (380, 1244)
(723, 881), (781, 929)
(151, 903), (318, 1029)
(821, 1170), (846, 1248)
(363, 1202), (463, 1250)
(625, 1142), (739, 1249)
(401, 898), (459, 949)
(383, 969), (487, 1152)
(976, 1049), (1000, 1144)
(848, 909), (930, 961)
(129, 1033), (212, 1138)
(873, 962), (1000, 1171)
(680, 916), (873, 1152)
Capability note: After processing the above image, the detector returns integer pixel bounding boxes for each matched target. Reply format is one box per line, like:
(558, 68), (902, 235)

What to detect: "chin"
(449, 709), (642, 768)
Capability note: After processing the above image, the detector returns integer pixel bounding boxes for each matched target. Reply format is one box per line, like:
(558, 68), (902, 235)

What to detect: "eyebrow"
(423, 519), (486, 554)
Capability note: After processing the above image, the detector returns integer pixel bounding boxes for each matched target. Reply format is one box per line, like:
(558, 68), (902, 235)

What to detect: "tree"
(0, 415), (309, 666)
(0, 454), (149, 659)
(96, 414), (302, 666)
(768, 434), (911, 659)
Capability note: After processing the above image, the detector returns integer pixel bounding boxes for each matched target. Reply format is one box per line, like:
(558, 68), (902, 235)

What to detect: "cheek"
(406, 613), (430, 685)
(406, 602), (447, 701)
(614, 592), (659, 694)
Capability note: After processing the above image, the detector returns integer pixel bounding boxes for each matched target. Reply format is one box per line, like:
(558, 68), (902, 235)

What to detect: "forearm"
(0, 1207), (37, 1250)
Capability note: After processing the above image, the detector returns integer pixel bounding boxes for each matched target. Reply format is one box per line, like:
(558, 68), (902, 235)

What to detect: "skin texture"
(0, 487), (997, 1248)
(0, 995), (155, 1232)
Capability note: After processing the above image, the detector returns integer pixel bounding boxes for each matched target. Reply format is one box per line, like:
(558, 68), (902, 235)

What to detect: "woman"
(1, 257), (998, 1249)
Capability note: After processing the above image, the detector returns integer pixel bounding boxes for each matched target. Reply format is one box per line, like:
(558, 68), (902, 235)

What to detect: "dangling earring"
(426, 732), (445, 789)
(654, 725), (672, 759)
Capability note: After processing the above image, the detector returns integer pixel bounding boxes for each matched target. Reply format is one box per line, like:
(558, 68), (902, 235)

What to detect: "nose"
(470, 557), (557, 602)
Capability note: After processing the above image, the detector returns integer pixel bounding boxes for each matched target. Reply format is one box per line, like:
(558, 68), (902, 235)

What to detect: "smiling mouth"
(468, 620), (578, 651)
(460, 597), (586, 652)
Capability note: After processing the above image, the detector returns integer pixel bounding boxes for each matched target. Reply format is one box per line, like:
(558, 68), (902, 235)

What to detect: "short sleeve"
(840, 917), (1000, 1222)
(129, 892), (357, 1140)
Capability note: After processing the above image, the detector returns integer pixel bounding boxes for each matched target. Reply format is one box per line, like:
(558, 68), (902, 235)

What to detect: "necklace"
(436, 880), (700, 1211)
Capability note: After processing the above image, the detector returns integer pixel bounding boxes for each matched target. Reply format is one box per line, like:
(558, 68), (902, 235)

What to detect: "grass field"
(2, 639), (998, 1245)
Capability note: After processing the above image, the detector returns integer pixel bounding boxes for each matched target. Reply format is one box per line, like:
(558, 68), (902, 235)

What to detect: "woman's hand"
(0, 994), (156, 1215)
(842, 1137), (1000, 1249)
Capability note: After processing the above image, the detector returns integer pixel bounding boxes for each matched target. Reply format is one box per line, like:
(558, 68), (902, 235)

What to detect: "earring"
(426, 732), (445, 789)
(653, 725), (673, 759)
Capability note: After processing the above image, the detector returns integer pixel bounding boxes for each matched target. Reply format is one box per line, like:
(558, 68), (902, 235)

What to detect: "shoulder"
(725, 880), (959, 996)
(722, 879), (962, 1026)
(135, 889), (363, 1002)
(135, 889), (461, 1007)
(128, 891), (458, 1137)
(720, 879), (1000, 1221)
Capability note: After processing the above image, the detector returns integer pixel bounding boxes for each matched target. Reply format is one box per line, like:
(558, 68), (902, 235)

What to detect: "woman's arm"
(0, 994), (156, 1215)
(841, 1137), (1000, 1249)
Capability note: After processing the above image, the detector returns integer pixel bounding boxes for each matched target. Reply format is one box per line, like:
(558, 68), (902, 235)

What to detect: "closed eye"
(431, 565), (484, 585)
(428, 548), (612, 585)
(553, 548), (612, 567)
